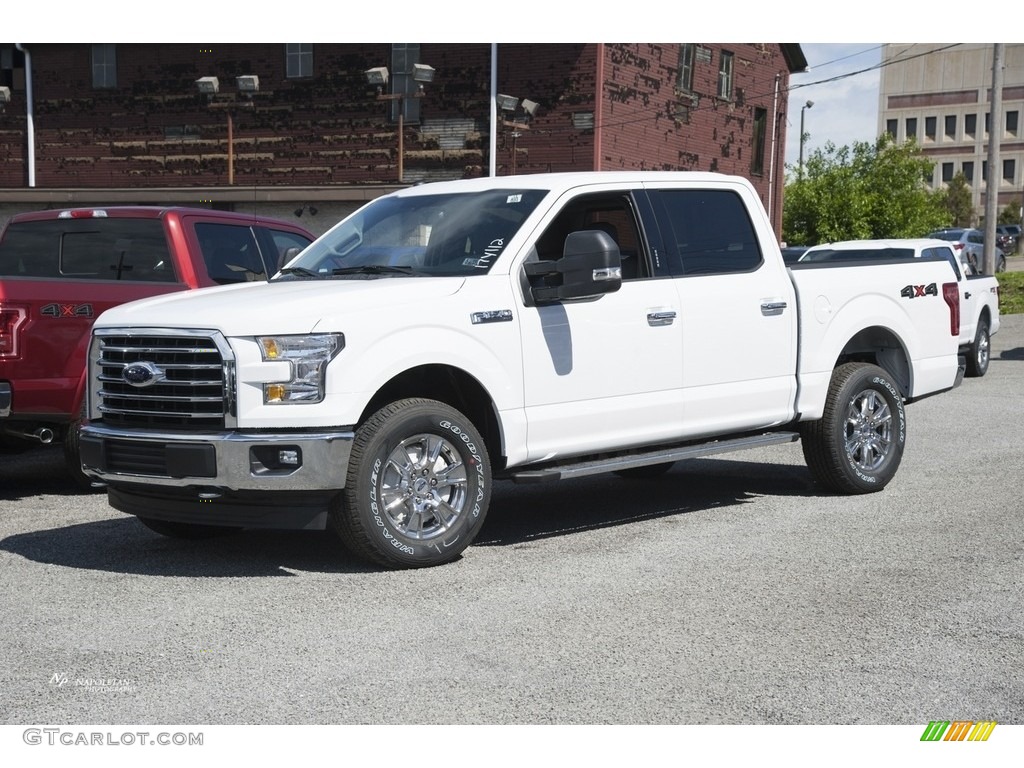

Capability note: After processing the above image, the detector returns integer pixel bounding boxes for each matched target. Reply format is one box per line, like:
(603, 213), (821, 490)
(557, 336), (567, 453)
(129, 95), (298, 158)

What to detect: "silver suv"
(927, 228), (1006, 273)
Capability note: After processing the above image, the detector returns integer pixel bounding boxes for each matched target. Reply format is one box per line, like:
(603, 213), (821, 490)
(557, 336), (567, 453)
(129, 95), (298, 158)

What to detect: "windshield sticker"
(467, 237), (506, 270)
(506, 194), (523, 204)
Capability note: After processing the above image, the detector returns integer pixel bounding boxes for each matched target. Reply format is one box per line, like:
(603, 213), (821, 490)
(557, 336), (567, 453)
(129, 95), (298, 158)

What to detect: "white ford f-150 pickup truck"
(799, 238), (1000, 377)
(79, 172), (966, 568)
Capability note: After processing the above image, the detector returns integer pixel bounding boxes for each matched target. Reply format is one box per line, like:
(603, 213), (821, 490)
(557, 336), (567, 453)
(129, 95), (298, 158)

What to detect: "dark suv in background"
(996, 224), (1020, 255)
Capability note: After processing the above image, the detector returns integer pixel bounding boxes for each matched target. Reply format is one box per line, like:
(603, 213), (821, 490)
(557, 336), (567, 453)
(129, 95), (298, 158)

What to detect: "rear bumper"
(954, 354), (967, 388)
(0, 383), (10, 418)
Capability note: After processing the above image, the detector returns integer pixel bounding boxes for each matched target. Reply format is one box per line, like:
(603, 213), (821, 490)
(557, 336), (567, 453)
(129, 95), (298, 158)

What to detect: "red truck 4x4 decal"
(900, 283), (938, 299)
(40, 303), (94, 318)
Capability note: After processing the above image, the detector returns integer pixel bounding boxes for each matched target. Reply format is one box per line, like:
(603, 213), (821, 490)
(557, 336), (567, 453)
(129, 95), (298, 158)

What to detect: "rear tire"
(800, 363), (906, 494)
(966, 317), (991, 377)
(329, 398), (491, 569)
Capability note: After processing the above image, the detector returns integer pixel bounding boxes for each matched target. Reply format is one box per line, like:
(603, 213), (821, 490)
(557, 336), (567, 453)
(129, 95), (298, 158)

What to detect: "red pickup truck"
(0, 206), (315, 484)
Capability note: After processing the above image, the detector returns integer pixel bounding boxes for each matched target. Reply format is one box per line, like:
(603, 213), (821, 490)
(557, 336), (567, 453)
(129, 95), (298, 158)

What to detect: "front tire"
(966, 317), (991, 377)
(330, 398), (491, 569)
(800, 363), (906, 494)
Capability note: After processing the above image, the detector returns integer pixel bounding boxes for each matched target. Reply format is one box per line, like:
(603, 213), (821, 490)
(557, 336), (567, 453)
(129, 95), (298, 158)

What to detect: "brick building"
(0, 43), (806, 235)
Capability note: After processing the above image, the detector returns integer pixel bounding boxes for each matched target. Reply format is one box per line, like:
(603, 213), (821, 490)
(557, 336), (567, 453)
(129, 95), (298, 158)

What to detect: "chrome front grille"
(93, 329), (231, 430)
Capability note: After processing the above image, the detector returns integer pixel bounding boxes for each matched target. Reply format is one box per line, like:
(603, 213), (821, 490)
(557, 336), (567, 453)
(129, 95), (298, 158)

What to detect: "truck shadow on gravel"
(999, 346), (1024, 361)
(0, 520), (378, 577)
(478, 457), (817, 547)
(1, 457), (819, 576)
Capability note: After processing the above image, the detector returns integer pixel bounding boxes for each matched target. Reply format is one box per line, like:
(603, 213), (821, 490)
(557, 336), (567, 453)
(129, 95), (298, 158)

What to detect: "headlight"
(257, 333), (343, 404)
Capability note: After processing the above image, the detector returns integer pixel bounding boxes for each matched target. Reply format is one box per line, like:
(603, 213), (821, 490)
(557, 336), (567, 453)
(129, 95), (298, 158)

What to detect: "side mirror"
(278, 246), (302, 271)
(524, 230), (623, 303)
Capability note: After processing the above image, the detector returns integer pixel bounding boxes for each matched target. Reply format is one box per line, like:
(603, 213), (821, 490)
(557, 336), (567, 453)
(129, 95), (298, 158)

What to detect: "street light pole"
(798, 100), (813, 180)
(366, 64), (434, 185)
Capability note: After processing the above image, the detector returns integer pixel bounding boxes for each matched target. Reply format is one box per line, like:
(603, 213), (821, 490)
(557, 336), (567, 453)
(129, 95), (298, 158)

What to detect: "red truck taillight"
(0, 305), (28, 357)
(57, 209), (108, 219)
(942, 282), (960, 337)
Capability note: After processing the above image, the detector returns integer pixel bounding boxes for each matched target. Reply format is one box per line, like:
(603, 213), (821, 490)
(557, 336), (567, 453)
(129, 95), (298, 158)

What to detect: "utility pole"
(983, 44), (1004, 275)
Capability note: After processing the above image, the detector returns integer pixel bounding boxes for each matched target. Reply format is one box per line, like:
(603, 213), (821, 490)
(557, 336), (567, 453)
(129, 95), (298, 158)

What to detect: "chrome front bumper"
(79, 423), (354, 492)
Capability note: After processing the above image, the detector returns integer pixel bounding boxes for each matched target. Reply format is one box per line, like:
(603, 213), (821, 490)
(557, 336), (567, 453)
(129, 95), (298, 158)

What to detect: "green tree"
(942, 172), (973, 227)
(783, 134), (947, 246)
(998, 199), (1021, 225)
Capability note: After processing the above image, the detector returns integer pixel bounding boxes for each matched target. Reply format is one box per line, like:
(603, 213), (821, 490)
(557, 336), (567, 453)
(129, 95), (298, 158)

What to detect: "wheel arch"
(360, 364), (506, 471)
(832, 325), (912, 399)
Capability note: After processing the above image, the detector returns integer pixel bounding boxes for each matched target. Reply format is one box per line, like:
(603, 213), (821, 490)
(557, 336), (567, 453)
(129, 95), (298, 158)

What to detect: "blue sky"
(783, 44), (884, 170)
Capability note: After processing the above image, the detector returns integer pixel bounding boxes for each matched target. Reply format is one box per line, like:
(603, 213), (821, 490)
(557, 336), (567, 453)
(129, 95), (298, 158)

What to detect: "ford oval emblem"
(122, 362), (162, 388)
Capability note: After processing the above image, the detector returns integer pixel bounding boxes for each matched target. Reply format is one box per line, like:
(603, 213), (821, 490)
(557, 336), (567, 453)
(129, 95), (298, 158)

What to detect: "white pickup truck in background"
(799, 238), (1000, 376)
(80, 172), (965, 569)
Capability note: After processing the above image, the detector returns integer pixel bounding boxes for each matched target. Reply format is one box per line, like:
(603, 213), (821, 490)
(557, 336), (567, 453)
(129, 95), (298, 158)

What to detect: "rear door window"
(649, 189), (763, 275)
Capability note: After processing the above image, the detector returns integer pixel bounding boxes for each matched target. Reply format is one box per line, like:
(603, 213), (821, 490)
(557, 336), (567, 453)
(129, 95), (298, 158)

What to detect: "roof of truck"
(8, 206), (310, 231)
(389, 171), (754, 198)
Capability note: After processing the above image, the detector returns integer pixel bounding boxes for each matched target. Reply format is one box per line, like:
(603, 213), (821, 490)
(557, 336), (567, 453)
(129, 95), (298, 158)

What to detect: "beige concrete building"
(878, 43), (1024, 223)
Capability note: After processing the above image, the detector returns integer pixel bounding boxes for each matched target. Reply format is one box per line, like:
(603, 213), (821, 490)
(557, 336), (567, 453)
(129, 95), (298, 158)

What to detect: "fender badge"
(470, 309), (513, 325)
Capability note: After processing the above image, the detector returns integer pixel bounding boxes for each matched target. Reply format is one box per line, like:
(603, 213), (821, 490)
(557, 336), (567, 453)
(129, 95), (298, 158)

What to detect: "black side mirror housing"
(524, 230), (623, 303)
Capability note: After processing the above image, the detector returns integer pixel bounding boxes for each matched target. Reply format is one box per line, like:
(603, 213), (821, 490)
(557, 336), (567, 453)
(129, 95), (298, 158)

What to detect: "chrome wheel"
(801, 363), (906, 494)
(332, 398), (491, 568)
(844, 388), (893, 473)
(967, 318), (990, 377)
(379, 432), (469, 541)
(976, 332), (990, 370)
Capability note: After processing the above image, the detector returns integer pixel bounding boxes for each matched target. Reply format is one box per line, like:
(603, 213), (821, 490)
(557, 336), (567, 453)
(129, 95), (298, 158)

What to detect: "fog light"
(250, 445), (303, 475)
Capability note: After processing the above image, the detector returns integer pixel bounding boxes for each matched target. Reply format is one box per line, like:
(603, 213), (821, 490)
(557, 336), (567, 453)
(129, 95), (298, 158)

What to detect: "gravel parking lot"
(1, 319), (1022, 731)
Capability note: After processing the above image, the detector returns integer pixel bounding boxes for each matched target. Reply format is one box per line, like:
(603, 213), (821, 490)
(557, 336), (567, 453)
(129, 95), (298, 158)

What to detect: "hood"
(96, 276), (466, 335)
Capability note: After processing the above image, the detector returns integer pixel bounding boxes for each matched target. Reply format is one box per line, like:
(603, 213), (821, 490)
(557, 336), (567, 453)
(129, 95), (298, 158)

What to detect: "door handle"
(760, 301), (787, 316)
(647, 311), (676, 327)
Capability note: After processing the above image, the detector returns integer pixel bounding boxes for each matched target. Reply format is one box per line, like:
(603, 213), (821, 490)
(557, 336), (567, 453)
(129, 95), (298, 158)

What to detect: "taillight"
(942, 282), (960, 337)
(57, 209), (108, 219)
(0, 305), (28, 357)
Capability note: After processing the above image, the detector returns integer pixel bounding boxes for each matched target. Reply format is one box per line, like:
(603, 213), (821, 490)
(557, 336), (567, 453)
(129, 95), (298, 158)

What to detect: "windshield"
(276, 188), (549, 279)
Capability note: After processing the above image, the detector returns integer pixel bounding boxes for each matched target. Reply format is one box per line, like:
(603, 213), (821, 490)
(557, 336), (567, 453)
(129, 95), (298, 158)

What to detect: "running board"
(507, 431), (801, 484)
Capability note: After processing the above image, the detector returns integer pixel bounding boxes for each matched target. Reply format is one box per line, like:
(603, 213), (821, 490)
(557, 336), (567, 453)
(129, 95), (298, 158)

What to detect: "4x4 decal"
(40, 303), (94, 318)
(900, 283), (938, 299)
